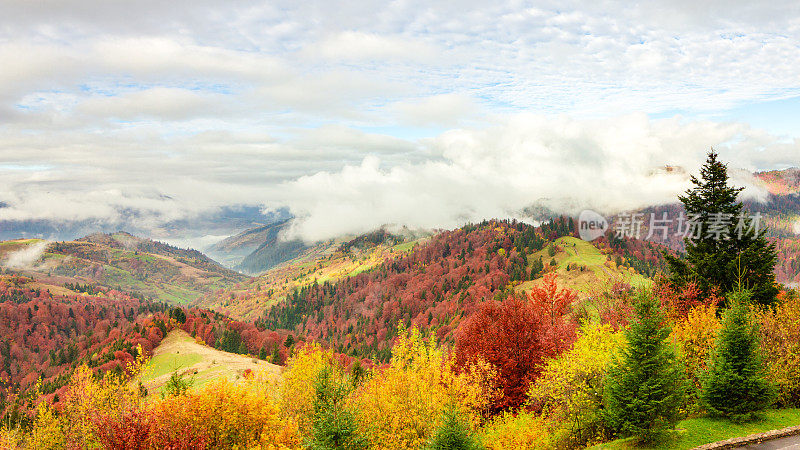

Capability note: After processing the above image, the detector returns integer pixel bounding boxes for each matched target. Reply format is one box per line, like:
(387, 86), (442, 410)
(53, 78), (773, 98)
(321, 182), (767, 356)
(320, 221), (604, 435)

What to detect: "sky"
(1, 0), (799, 245)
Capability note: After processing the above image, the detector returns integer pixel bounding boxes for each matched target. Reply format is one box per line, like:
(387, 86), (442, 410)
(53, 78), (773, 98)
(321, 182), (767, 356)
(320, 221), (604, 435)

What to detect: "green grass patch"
(392, 241), (418, 253)
(594, 408), (800, 449)
(0, 239), (44, 247)
(142, 352), (203, 381)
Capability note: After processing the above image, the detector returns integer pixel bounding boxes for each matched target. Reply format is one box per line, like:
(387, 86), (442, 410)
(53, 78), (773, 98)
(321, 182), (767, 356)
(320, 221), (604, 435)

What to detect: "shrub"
(756, 291), (800, 407)
(60, 365), (142, 449)
(528, 323), (624, 447)
(93, 409), (153, 450)
(149, 378), (300, 448)
(603, 290), (683, 442)
(478, 410), (549, 450)
(701, 290), (776, 421)
(656, 279), (720, 320)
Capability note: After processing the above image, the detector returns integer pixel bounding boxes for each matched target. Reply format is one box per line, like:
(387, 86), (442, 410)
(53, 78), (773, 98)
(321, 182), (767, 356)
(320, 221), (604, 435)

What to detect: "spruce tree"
(666, 150), (778, 306)
(425, 403), (484, 450)
(603, 291), (684, 442)
(701, 290), (776, 422)
(307, 366), (367, 450)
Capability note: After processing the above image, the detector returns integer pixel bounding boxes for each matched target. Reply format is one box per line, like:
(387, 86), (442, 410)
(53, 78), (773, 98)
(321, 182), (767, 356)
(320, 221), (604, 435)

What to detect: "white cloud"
(395, 94), (479, 127)
(309, 31), (439, 63)
(1, 0), (799, 243)
(3, 241), (50, 270)
(76, 87), (226, 120)
(278, 114), (797, 242)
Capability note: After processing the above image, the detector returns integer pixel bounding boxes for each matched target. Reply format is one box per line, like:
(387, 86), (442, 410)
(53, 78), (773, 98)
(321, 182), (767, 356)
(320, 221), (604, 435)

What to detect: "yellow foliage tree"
(150, 377), (301, 449)
(669, 303), (721, 413)
(280, 342), (336, 435)
(60, 365), (142, 448)
(352, 327), (490, 450)
(527, 323), (625, 448)
(756, 293), (800, 407)
(22, 379), (67, 450)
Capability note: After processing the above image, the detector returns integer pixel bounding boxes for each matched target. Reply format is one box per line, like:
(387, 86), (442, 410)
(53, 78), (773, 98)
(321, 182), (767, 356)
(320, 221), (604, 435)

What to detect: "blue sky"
(0, 0), (799, 242)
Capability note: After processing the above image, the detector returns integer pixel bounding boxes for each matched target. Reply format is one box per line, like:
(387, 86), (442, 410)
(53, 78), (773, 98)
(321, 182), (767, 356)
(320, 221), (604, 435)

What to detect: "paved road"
(740, 434), (800, 449)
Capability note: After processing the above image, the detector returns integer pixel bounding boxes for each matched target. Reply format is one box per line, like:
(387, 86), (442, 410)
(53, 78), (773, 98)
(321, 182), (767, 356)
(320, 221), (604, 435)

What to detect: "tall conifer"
(666, 150), (778, 306)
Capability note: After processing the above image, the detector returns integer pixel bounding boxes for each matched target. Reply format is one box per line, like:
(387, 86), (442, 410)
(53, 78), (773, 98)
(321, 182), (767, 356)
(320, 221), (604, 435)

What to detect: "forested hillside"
(0, 233), (247, 304)
(261, 218), (663, 360)
(0, 271), (296, 429)
(0, 274), (171, 426)
(194, 231), (425, 319)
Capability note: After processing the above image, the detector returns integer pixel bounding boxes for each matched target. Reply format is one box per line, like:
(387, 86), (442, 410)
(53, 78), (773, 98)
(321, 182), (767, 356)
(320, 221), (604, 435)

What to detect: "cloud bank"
(1, 0), (800, 244)
(278, 114), (789, 242)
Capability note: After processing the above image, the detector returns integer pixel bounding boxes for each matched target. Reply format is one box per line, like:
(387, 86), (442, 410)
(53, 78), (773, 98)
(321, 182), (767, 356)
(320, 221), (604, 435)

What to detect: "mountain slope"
(756, 168), (800, 195)
(138, 329), (281, 397)
(0, 232), (247, 304)
(256, 218), (660, 361)
(193, 232), (425, 319)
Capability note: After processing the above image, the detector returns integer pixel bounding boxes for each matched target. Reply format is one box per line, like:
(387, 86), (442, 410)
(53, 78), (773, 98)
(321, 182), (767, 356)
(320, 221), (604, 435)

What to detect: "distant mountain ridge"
(756, 168), (800, 195)
(205, 219), (310, 275)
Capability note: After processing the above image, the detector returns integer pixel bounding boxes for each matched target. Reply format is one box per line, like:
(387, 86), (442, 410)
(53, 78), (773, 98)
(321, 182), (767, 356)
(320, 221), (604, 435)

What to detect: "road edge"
(692, 424), (800, 449)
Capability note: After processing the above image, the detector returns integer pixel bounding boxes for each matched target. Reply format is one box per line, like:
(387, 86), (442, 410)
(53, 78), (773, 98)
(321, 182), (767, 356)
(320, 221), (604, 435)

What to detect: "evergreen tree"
(270, 344), (281, 365)
(603, 291), (684, 442)
(425, 403), (484, 450)
(701, 290), (776, 422)
(666, 150), (778, 306)
(307, 366), (367, 450)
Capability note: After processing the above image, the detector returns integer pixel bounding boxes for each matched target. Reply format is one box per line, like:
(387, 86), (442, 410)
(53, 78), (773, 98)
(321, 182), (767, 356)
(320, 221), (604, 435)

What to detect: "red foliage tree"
(654, 277), (720, 319)
(94, 409), (153, 450)
(455, 274), (577, 413)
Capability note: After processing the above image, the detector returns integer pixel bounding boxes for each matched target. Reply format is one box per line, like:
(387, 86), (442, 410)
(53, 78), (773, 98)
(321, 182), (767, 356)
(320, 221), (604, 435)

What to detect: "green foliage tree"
(666, 150), (779, 307)
(603, 291), (683, 442)
(701, 290), (776, 421)
(307, 366), (367, 450)
(425, 403), (484, 450)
